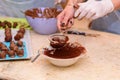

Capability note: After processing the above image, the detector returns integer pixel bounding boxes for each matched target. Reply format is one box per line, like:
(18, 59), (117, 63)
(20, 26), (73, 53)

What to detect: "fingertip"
(74, 9), (79, 18)
(67, 18), (73, 28)
(62, 16), (69, 26)
(57, 20), (61, 30)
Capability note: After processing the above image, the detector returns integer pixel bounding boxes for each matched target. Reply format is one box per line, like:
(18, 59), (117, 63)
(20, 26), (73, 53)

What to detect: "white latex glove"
(54, 0), (66, 5)
(74, 0), (114, 20)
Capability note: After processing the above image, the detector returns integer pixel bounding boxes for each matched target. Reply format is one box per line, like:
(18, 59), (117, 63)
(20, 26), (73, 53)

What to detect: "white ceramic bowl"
(25, 7), (59, 35)
(42, 50), (85, 67)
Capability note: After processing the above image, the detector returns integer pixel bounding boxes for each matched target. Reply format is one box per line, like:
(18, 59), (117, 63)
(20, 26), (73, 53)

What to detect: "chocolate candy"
(5, 28), (11, 33)
(16, 49), (24, 57)
(10, 44), (15, 50)
(1, 46), (8, 52)
(10, 41), (16, 50)
(1, 22), (6, 28)
(14, 34), (20, 41)
(13, 46), (19, 52)
(6, 22), (12, 28)
(8, 50), (15, 58)
(0, 51), (6, 59)
(5, 28), (12, 42)
(0, 42), (4, 49)
(18, 27), (25, 34)
(25, 8), (61, 19)
(17, 40), (23, 47)
(33, 8), (42, 14)
(13, 22), (18, 28)
(0, 21), (19, 28)
(14, 33), (23, 41)
(25, 9), (39, 18)
(5, 35), (12, 42)
(10, 41), (15, 45)
(14, 28), (25, 41)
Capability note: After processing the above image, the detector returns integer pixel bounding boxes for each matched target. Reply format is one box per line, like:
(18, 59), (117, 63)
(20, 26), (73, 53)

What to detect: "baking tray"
(0, 29), (32, 61)
(0, 17), (32, 29)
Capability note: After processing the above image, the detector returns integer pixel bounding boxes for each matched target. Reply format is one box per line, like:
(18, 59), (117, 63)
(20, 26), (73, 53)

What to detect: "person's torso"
(91, 9), (120, 34)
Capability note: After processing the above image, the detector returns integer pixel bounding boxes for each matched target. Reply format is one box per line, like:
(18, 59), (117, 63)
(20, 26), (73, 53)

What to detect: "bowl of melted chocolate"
(42, 35), (86, 67)
(24, 7), (62, 35)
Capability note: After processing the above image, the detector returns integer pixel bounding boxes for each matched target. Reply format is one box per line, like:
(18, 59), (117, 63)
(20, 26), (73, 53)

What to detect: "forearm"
(112, 0), (120, 10)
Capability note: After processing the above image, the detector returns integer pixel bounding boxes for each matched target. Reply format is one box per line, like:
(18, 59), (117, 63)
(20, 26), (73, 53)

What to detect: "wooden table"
(0, 19), (120, 80)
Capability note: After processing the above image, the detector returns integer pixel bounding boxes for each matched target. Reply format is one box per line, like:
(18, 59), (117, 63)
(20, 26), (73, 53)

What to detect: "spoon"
(31, 50), (41, 63)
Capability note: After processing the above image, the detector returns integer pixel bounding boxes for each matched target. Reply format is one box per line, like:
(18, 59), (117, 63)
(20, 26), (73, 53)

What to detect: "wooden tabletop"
(0, 19), (120, 80)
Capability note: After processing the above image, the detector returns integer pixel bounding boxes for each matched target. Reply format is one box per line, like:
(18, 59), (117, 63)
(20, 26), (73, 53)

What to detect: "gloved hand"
(74, 0), (114, 20)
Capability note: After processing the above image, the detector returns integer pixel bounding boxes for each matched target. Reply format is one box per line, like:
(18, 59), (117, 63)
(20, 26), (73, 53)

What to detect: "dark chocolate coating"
(5, 28), (12, 42)
(1, 22), (6, 28)
(5, 35), (12, 42)
(14, 34), (21, 41)
(6, 22), (12, 28)
(10, 41), (15, 45)
(0, 42), (4, 49)
(16, 49), (24, 57)
(13, 46), (19, 52)
(8, 50), (15, 58)
(0, 51), (6, 59)
(50, 35), (69, 48)
(10, 44), (16, 50)
(10, 41), (16, 50)
(14, 32), (23, 41)
(1, 46), (8, 52)
(18, 32), (24, 38)
(17, 40), (23, 47)
(13, 22), (18, 28)
(5, 27), (11, 32)
(44, 42), (86, 59)
(14, 28), (25, 41)
(25, 8), (61, 18)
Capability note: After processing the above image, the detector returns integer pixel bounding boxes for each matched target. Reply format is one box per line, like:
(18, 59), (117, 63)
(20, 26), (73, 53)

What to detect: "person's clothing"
(91, 9), (120, 34)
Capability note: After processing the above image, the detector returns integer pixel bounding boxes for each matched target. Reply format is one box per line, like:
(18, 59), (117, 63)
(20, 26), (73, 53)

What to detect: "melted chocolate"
(44, 42), (86, 59)
(50, 35), (69, 48)
(25, 8), (61, 19)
